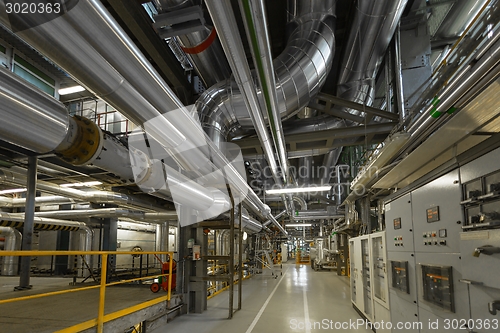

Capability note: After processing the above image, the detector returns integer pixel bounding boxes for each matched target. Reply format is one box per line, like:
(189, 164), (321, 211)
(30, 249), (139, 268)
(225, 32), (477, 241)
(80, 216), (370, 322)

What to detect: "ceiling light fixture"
(0, 188), (27, 195)
(58, 85), (86, 95)
(266, 186), (331, 195)
(286, 223), (312, 228)
(60, 181), (102, 187)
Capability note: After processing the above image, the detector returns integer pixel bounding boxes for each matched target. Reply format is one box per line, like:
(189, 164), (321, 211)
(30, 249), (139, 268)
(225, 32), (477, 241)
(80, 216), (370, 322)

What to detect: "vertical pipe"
(385, 49), (393, 114)
(394, 23), (406, 122)
(228, 185), (235, 319)
(17, 156), (37, 290)
(238, 202), (243, 310)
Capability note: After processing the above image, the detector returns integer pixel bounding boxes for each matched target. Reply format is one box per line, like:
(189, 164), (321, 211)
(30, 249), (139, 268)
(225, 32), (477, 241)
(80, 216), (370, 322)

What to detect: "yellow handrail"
(0, 250), (175, 333)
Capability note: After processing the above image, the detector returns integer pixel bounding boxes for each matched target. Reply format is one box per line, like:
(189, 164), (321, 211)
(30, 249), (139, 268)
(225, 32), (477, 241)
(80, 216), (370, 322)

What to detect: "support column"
(102, 216), (118, 281)
(16, 156), (37, 290)
(55, 204), (71, 275)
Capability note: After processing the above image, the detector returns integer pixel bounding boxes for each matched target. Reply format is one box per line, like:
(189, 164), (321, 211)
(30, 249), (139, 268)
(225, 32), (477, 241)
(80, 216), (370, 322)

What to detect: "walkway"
(151, 263), (372, 333)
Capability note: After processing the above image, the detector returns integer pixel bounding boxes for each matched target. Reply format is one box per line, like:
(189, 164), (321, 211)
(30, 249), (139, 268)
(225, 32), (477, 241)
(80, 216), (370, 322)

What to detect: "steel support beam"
(105, 0), (193, 104)
(314, 93), (400, 121)
(16, 156), (37, 290)
(235, 123), (395, 149)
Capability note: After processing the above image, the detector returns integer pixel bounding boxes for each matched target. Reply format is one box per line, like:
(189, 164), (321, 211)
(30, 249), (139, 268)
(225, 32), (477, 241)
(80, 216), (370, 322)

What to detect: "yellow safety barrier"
(0, 250), (174, 333)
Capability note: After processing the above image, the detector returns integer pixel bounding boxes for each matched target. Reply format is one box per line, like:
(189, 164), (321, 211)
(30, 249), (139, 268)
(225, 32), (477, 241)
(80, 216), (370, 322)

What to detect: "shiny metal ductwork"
(7, 208), (178, 222)
(152, 0), (231, 87)
(0, 196), (79, 208)
(0, 213), (93, 271)
(198, 0), (336, 138)
(0, 169), (165, 212)
(337, 0), (408, 117)
(0, 1), (272, 220)
(294, 209), (343, 221)
(0, 227), (21, 276)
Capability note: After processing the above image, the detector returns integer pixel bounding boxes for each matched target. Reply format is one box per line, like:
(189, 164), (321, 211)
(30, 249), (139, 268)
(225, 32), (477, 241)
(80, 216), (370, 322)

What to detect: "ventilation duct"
(0, 227), (21, 276)
(198, 0), (336, 141)
(152, 0), (231, 87)
(337, 0), (409, 117)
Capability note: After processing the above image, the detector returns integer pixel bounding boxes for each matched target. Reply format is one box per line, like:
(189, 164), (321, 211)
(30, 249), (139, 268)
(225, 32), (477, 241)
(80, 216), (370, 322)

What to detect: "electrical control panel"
(386, 193), (414, 252)
(411, 169), (462, 254)
(419, 264), (455, 312)
(459, 229), (500, 289)
(391, 260), (410, 294)
(416, 253), (470, 327)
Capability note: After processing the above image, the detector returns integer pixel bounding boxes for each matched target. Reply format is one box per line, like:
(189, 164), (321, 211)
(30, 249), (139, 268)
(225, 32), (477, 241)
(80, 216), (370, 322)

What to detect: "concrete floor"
(151, 263), (372, 333)
(0, 276), (164, 332)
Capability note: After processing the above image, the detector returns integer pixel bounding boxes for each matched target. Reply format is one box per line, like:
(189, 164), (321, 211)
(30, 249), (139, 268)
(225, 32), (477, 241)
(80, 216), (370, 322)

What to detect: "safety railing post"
(167, 254), (173, 301)
(97, 253), (108, 333)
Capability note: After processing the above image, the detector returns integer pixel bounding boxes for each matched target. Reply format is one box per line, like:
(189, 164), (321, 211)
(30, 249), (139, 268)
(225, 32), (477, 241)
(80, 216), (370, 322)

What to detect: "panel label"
(460, 231), (489, 240)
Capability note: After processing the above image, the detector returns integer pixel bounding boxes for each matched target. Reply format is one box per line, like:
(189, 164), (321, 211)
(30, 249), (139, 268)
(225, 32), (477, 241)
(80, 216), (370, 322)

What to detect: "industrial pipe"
(152, 0), (231, 87)
(0, 227), (21, 276)
(7, 208), (178, 222)
(263, 210), (287, 227)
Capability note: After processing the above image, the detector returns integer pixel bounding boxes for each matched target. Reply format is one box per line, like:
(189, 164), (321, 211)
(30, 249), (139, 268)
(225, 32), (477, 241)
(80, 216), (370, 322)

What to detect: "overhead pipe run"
(263, 210), (287, 227)
(0, 169), (167, 212)
(152, 0), (232, 87)
(7, 208), (178, 222)
(198, 0), (336, 140)
(337, 0), (409, 118)
(0, 0), (271, 219)
(0, 196), (79, 208)
(0, 213), (93, 271)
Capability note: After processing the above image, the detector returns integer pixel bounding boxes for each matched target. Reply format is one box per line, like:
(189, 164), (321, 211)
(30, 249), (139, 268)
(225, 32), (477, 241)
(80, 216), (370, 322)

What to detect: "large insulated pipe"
(0, 70), (226, 214)
(0, 214), (93, 270)
(152, 0), (231, 87)
(0, 2), (269, 218)
(337, 0), (408, 117)
(0, 169), (166, 212)
(0, 227), (21, 276)
(0, 67), (69, 154)
(7, 208), (178, 221)
(204, 0), (284, 186)
(198, 0), (336, 137)
(238, 0), (290, 183)
(0, 196), (79, 208)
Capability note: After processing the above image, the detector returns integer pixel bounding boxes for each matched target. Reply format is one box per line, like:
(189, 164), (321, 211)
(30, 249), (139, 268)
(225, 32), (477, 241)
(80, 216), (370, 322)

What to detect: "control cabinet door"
(469, 285), (500, 333)
(385, 193), (414, 252)
(411, 169), (463, 254)
(371, 232), (389, 309)
(415, 253), (470, 331)
(460, 229), (500, 289)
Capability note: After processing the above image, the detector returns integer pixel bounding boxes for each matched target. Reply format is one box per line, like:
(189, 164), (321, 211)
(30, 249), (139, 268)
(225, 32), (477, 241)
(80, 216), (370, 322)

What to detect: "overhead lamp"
(266, 186), (331, 195)
(60, 181), (102, 187)
(243, 232), (248, 241)
(58, 85), (85, 95)
(0, 188), (27, 195)
(286, 223), (312, 228)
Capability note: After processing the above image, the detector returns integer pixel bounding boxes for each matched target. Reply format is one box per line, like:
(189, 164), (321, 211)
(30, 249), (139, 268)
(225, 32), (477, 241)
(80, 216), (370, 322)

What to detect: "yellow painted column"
(97, 254), (108, 333)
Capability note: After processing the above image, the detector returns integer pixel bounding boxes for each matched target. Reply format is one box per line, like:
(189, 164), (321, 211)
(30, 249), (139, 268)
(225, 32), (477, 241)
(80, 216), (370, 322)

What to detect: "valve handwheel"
(150, 283), (160, 293)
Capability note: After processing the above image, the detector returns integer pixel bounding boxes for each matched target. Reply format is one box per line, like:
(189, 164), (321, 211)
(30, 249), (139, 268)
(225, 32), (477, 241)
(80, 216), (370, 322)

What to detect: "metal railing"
(0, 250), (174, 333)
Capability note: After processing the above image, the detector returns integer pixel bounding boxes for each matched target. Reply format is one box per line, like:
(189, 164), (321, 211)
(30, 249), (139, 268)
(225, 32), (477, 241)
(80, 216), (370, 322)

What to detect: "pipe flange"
(56, 116), (102, 166)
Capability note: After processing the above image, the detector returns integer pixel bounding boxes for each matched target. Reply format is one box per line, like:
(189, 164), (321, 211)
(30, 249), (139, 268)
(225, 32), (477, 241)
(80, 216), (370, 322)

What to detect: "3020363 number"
(443, 319), (499, 330)
(5, 2), (61, 14)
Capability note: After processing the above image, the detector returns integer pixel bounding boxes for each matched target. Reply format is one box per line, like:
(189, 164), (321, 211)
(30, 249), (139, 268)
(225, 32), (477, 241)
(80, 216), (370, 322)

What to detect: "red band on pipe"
(181, 28), (217, 54)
